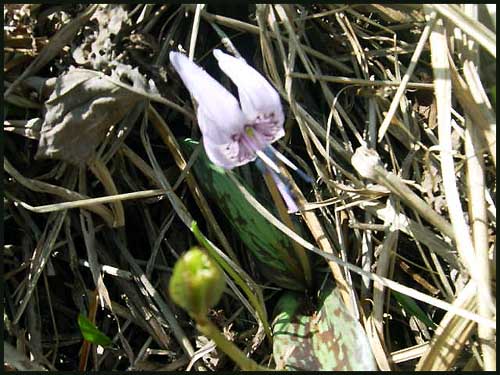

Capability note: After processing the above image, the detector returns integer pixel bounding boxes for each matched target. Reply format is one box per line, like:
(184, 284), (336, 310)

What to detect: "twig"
(416, 280), (478, 370)
(431, 4), (496, 57)
(428, 15), (494, 312)
(351, 146), (454, 240)
(11, 189), (166, 213)
(187, 4), (204, 60)
(4, 158), (114, 227)
(377, 11), (437, 141)
(14, 212), (67, 324)
(190, 5), (354, 74)
(148, 104), (240, 264)
(288, 72), (434, 89)
(226, 171), (495, 329)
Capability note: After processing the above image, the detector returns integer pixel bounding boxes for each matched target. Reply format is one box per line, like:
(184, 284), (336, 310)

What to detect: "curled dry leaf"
(36, 65), (149, 164)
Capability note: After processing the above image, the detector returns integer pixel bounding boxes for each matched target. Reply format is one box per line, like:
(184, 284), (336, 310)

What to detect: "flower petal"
(213, 49), (284, 127)
(271, 171), (299, 213)
(255, 159), (299, 213)
(252, 114), (285, 145)
(203, 134), (256, 169)
(169, 51), (245, 137)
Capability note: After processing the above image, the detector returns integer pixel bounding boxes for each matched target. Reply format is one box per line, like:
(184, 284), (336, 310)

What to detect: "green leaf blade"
(182, 138), (306, 291)
(393, 291), (437, 329)
(77, 314), (113, 347)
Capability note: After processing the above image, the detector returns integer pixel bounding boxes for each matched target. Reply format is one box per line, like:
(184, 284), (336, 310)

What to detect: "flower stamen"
(239, 130), (281, 174)
(267, 145), (314, 183)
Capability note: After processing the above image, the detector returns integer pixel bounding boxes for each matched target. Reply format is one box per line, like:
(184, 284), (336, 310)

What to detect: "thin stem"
(261, 169), (312, 288)
(195, 315), (270, 371)
(191, 222), (273, 340)
(268, 145), (314, 183)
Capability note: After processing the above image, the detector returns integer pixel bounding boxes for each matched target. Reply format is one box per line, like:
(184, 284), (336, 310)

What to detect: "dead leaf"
(4, 4), (99, 98)
(73, 4), (130, 69)
(36, 65), (149, 164)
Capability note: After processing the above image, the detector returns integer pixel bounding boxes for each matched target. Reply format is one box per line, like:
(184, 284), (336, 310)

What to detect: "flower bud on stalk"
(169, 247), (225, 317)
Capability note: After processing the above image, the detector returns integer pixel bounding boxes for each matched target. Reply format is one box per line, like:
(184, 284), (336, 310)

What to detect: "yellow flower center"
(245, 127), (255, 138)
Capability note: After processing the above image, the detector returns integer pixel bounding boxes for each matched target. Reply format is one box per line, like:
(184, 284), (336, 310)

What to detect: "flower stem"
(262, 170), (312, 288)
(195, 315), (270, 371)
(191, 221), (273, 340)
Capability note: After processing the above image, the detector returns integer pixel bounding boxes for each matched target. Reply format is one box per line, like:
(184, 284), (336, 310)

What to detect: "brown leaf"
(35, 66), (148, 164)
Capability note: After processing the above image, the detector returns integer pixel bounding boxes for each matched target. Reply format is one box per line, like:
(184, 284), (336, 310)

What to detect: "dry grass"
(3, 4), (496, 371)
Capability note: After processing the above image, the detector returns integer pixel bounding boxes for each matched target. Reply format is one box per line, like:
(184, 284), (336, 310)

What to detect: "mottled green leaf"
(393, 291), (437, 329)
(272, 283), (377, 371)
(182, 138), (307, 291)
(77, 314), (113, 347)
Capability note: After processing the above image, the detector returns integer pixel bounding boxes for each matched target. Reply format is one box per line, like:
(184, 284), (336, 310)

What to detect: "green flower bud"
(169, 247), (225, 316)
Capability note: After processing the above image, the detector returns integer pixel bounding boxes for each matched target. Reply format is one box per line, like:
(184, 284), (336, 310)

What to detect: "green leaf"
(272, 283), (377, 371)
(77, 314), (113, 347)
(393, 291), (437, 329)
(181, 138), (307, 291)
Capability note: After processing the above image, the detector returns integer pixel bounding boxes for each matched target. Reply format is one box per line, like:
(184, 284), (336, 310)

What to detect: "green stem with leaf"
(191, 221), (272, 340)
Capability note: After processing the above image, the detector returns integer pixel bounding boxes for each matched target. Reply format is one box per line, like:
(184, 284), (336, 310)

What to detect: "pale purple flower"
(169, 49), (285, 169)
(169, 49), (310, 212)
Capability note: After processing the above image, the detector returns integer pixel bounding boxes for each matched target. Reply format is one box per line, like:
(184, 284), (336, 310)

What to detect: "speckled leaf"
(273, 283), (377, 371)
(182, 138), (306, 291)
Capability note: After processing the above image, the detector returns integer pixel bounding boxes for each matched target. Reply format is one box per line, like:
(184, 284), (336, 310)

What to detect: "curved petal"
(213, 49), (284, 125)
(269, 169), (299, 213)
(203, 134), (256, 169)
(169, 51), (245, 137)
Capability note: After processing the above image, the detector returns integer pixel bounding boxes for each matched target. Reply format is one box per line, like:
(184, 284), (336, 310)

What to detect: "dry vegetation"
(3, 4), (496, 371)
